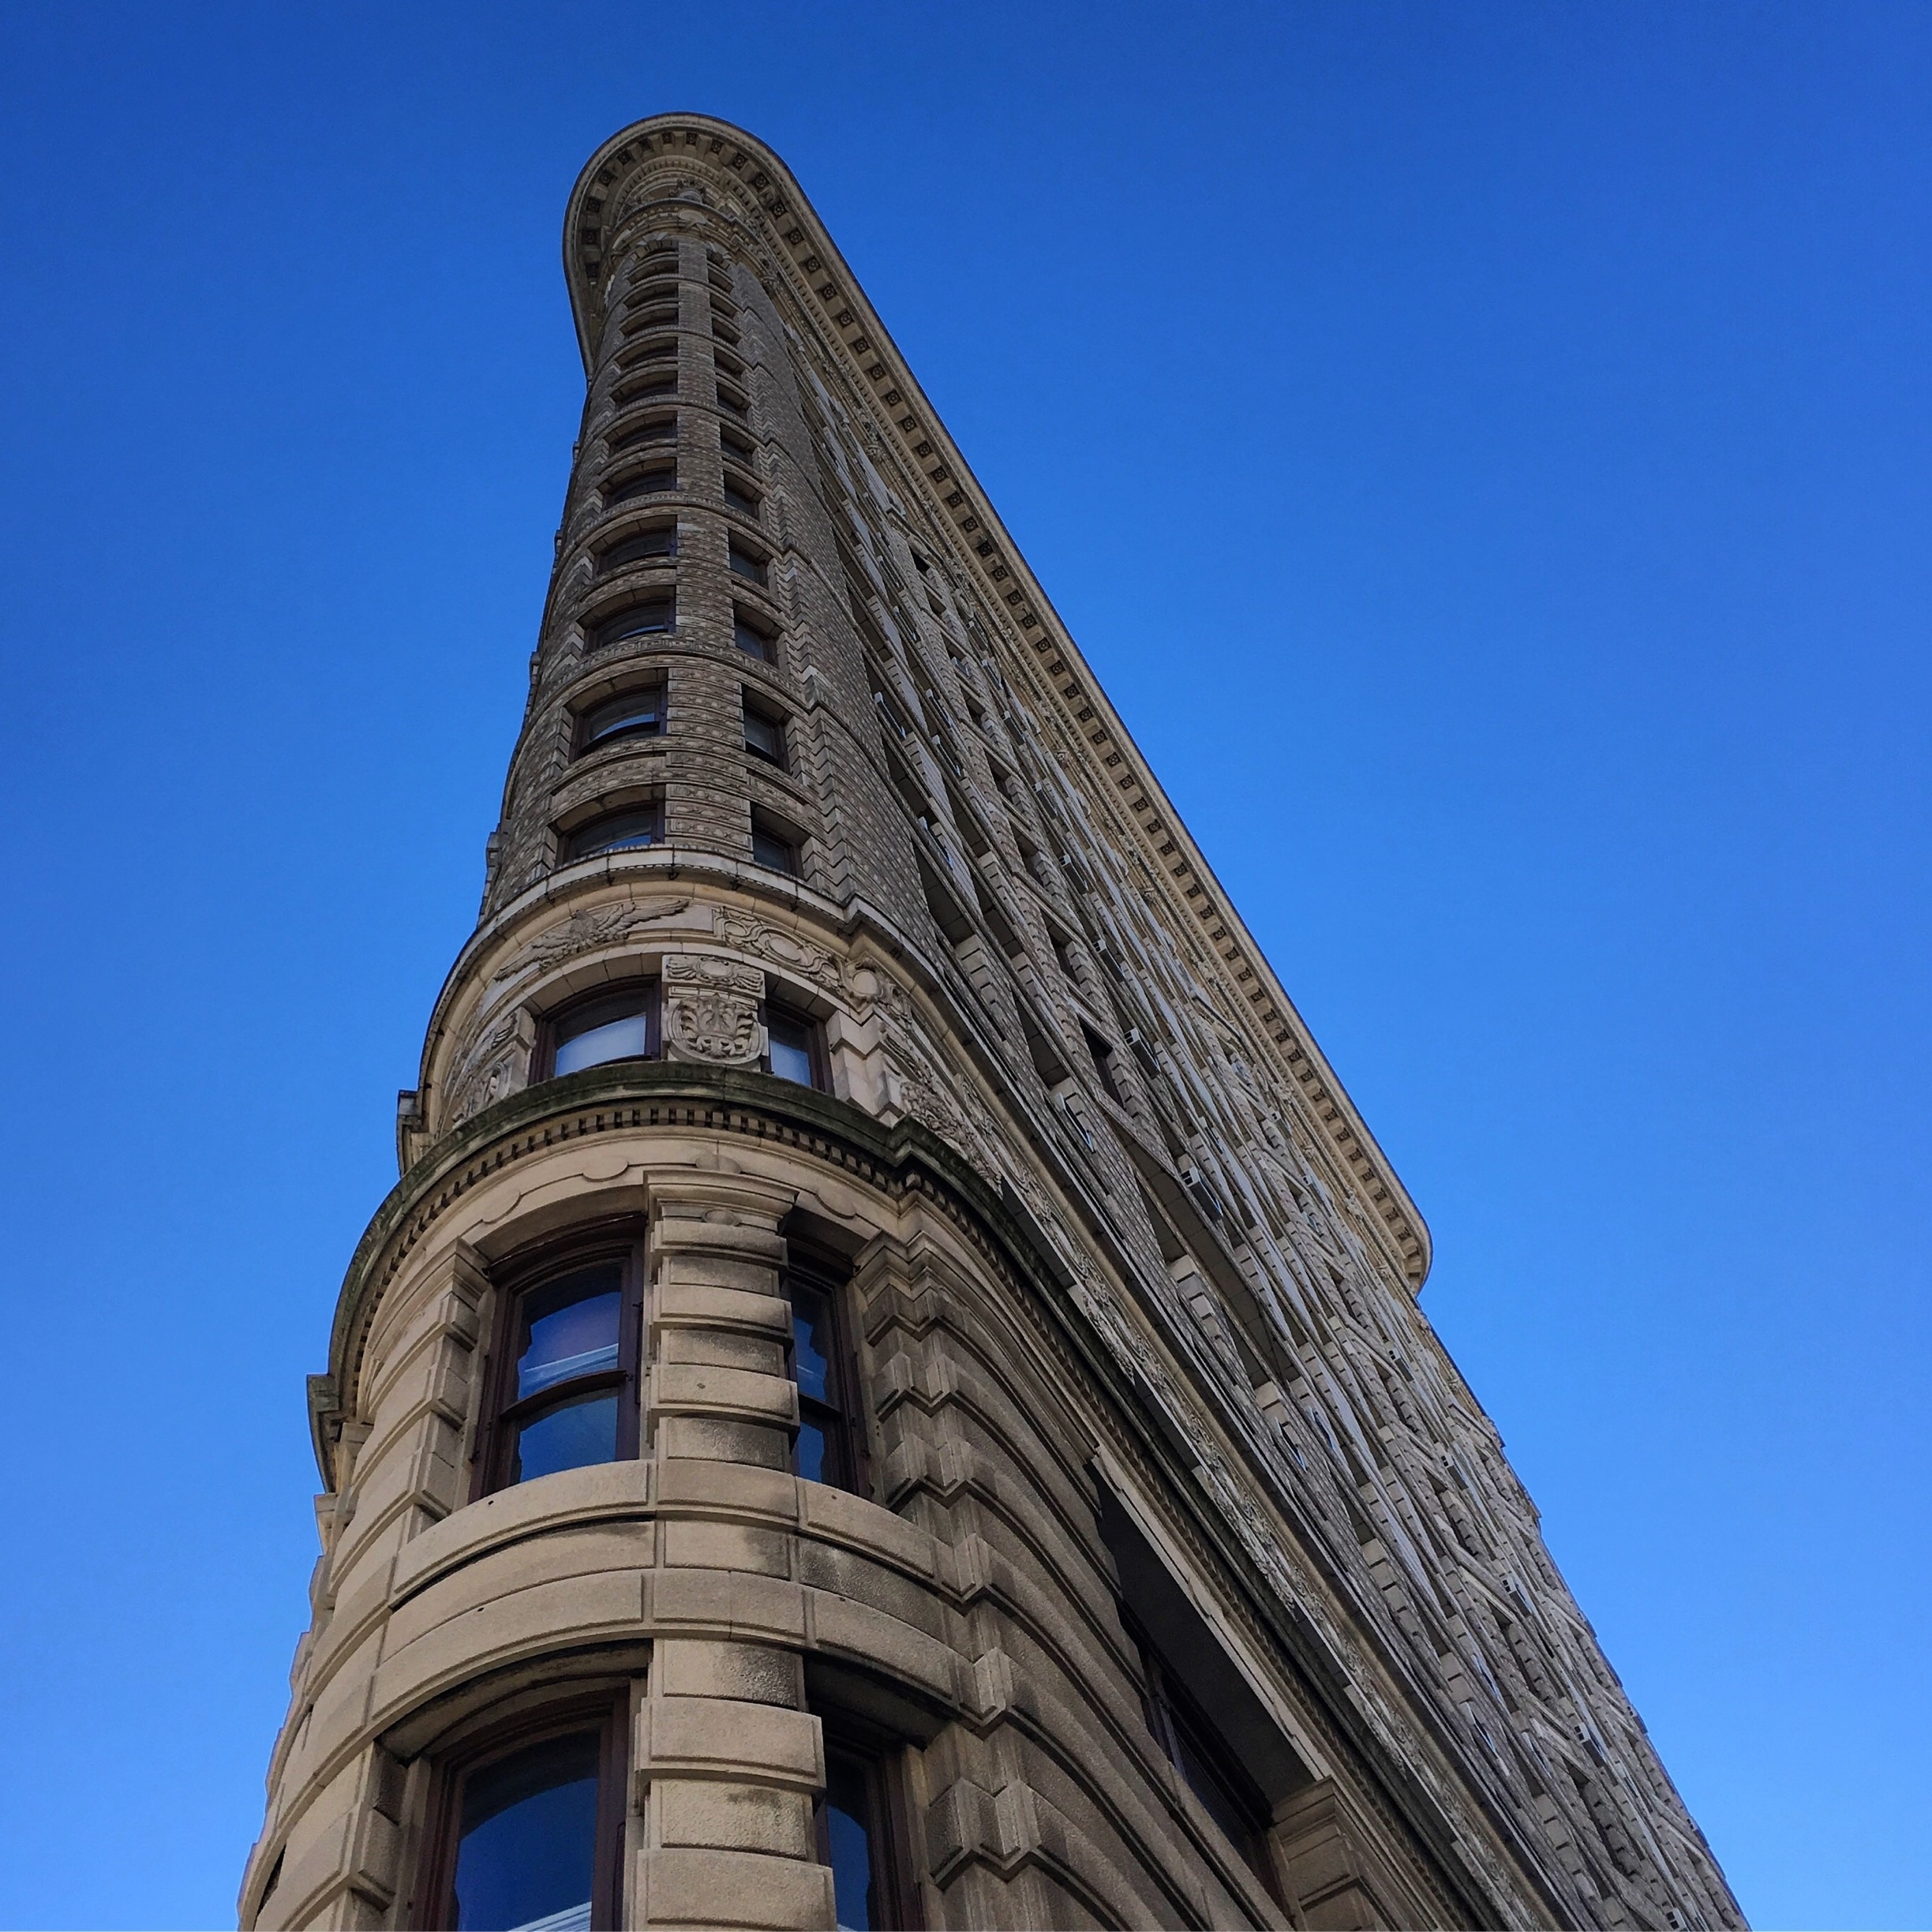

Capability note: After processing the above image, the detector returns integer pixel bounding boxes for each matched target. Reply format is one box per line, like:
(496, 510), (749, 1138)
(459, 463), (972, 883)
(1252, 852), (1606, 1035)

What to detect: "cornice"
(560, 114), (1432, 1292)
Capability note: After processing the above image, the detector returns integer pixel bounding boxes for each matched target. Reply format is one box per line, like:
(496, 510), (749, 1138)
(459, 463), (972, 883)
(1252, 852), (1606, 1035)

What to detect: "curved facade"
(244, 117), (1743, 1932)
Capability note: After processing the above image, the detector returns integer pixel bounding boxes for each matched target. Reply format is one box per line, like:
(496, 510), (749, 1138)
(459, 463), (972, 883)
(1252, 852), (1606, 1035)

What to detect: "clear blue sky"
(0, 4), (1925, 1926)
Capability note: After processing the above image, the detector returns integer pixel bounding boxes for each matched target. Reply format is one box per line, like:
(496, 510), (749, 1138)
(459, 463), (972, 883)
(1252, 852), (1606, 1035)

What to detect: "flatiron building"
(245, 115), (1743, 1932)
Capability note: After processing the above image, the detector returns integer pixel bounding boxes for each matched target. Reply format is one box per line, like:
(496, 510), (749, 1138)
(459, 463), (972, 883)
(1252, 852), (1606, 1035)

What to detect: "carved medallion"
(661, 953), (764, 1066)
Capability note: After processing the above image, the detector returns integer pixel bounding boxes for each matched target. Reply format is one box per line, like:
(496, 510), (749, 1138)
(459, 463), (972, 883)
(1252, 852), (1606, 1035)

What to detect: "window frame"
(742, 694), (787, 768)
(732, 608), (777, 661)
(561, 800), (665, 861)
(415, 1690), (629, 1932)
(471, 1222), (648, 1503)
(607, 409), (678, 451)
(750, 811), (801, 876)
(811, 1709), (925, 1930)
(763, 1001), (827, 1091)
(541, 978), (661, 1079)
(784, 1249), (867, 1495)
(1125, 1606), (1282, 1900)
(591, 597), (676, 651)
(602, 463), (677, 507)
(594, 522), (677, 575)
(575, 683), (668, 754)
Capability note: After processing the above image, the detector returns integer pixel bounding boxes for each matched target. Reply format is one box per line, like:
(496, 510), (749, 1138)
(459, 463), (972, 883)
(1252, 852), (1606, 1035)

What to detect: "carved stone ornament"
(491, 897), (691, 984)
(710, 904), (844, 994)
(662, 953), (764, 1066)
(444, 1009), (536, 1127)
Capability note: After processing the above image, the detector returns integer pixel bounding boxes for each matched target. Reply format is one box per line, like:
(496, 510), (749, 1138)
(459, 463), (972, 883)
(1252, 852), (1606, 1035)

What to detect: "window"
(765, 1004), (824, 1088)
(810, 1720), (922, 1930)
(477, 1234), (643, 1495)
(613, 371), (676, 409)
(1080, 1023), (1124, 1104)
(596, 524), (676, 572)
(1133, 1621), (1277, 1888)
(751, 814), (799, 876)
(1095, 1484), (1304, 1904)
(564, 803), (661, 860)
(733, 610), (777, 661)
(593, 598), (673, 649)
(424, 1702), (626, 1932)
(549, 983), (657, 1076)
(723, 473), (762, 520)
(712, 316), (741, 347)
(728, 538), (767, 585)
(721, 429), (757, 471)
(743, 697), (785, 767)
(604, 465), (676, 505)
(786, 1255), (863, 1488)
(577, 685), (665, 751)
(716, 382), (751, 422)
(608, 413), (676, 452)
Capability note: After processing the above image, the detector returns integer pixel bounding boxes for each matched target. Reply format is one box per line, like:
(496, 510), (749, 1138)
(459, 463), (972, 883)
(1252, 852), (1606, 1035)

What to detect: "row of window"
(408, 1686), (909, 1932)
(575, 680), (788, 763)
(586, 593), (780, 664)
(477, 1220), (848, 1500)
(597, 456), (763, 522)
(545, 980), (823, 1087)
(597, 519), (767, 589)
(560, 800), (803, 874)
(606, 344), (753, 422)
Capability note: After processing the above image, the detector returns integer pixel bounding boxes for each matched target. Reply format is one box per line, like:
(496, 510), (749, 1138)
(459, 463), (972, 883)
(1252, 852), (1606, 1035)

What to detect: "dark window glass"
(721, 432), (757, 470)
(752, 822), (799, 875)
(578, 687), (665, 750)
(1132, 1626), (1277, 1893)
(728, 540), (767, 584)
(597, 526), (675, 572)
(713, 317), (740, 346)
(1081, 1024), (1123, 1104)
(609, 413), (676, 449)
(593, 599), (673, 650)
(824, 1755), (879, 1931)
(743, 704), (784, 766)
(605, 466), (676, 505)
(452, 1731), (601, 1931)
(734, 612), (776, 661)
(716, 384), (750, 421)
(552, 986), (657, 1076)
(723, 475), (762, 519)
(613, 373), (676, 409)
(564, 806), (661, 860)
(766, 1008), (820, 1088)
(788, 1267), (859, 1490)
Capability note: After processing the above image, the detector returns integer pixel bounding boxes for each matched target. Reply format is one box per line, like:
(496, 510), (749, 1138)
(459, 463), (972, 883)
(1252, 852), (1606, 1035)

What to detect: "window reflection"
(454, 1732), (600, 1932)
(824, 1756), (878, 1932)
(507, 1267), (624, 1485)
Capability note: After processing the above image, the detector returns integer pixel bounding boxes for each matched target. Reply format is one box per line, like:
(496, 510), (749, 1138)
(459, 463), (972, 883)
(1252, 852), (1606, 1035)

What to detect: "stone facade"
(243, 115), (1743, 1932)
